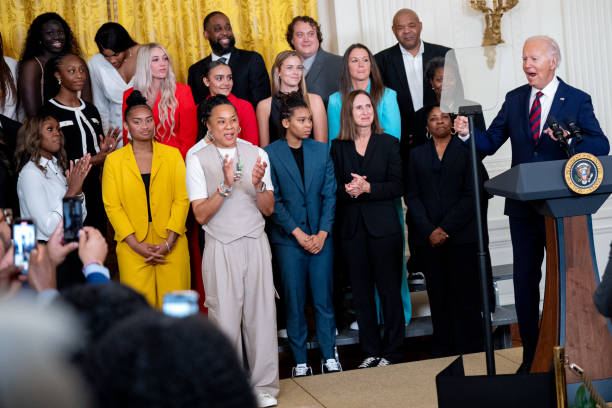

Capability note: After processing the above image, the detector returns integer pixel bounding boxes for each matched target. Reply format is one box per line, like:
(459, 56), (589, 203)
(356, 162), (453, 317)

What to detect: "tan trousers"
(202, 233), (279, 397)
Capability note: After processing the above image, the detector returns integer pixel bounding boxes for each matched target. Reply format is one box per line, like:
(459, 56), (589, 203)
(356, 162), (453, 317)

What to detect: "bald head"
(392, 8), (422, 54)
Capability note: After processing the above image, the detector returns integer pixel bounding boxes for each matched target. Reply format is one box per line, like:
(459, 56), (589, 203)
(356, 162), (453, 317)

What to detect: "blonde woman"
(121, 43), (197, 159)
(256, 50), (327, 147)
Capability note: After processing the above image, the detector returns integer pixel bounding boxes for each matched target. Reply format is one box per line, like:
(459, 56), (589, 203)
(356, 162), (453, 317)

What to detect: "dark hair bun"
(124, 90), (151, 120)
(280, 91), (308, 120)
(201, 95), (234, 124)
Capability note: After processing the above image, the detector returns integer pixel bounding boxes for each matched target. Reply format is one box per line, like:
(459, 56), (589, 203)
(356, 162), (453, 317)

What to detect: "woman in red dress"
(122, 43), (197, 159)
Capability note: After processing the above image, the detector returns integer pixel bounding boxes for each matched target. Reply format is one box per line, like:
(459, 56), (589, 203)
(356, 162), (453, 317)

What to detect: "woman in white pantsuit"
(186, 94), (279, 408)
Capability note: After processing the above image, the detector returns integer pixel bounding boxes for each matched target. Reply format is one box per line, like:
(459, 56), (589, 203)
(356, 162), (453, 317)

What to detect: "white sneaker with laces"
(256, 392), (278, 407)
(291, 363), (312, 378)
(277, 329), (288, 338)
(377, 357), (392, 367)
(357, 356), (380, 368)
(323, 358), (342, 373)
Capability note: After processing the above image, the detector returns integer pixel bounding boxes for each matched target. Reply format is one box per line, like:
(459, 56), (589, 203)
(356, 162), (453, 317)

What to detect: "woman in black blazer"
(404, 105), (484, 357)
(330, 90), (404, 368)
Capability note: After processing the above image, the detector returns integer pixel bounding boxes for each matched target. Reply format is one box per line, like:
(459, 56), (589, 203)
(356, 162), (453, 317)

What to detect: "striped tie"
(529, 91), (543, 141)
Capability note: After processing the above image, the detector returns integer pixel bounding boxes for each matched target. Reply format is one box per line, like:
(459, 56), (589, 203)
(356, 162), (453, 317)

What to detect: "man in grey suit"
(286, 16), (342, 107)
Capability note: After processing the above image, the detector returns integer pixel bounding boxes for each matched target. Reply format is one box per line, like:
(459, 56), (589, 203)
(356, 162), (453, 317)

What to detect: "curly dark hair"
(14, 115), (68, 174)
(19, 13), (82, 62)
(197, 94), (236, 141)
(81, 310), (257, 408)
(286, 16), (323, 49)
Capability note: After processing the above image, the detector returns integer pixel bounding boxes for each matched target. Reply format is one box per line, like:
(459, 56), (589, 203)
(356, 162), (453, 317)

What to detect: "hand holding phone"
(12, 219), (36, 274)
(63, 197), (83, 243)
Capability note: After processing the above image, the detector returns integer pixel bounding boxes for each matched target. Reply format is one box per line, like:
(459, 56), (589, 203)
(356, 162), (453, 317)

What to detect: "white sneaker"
(377, 357), (392, 367)
(277, 329), (288, 338)
(256, 392), (278, 407)
(292, 363), (313, 378)
(322, 358), (342, 373)
(350, 321), (359, 330)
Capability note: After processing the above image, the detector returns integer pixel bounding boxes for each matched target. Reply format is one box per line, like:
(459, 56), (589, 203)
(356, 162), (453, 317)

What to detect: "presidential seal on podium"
(564, 153), (604, 195)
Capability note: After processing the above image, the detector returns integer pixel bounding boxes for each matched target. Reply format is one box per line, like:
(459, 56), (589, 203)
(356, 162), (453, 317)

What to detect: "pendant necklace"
(215, 145), (243, 181)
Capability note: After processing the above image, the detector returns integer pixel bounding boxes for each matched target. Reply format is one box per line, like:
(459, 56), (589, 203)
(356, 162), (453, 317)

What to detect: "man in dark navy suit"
(187, 11), (270, 107)
(455, 35), (609, 372)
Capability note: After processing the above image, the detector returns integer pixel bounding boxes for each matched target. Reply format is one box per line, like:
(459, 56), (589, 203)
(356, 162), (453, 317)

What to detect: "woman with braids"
(15, 115), (90, 287)
(41, 53), (121, 235)
(122, 43), (197, 159)
(186, 95), (279, 407)
(265, 93), (340, 377)
(103, 90), (190, 308)
(256, 50), (327, 147)
(18, 13), (91, 117)
(0, 32), (18, 120)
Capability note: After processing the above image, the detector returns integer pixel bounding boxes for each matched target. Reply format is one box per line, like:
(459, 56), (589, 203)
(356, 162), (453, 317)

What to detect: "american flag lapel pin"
(560, 97), (565, 101)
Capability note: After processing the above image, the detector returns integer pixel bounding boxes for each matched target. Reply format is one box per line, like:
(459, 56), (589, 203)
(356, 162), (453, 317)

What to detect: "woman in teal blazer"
(265, 93), (339, 377)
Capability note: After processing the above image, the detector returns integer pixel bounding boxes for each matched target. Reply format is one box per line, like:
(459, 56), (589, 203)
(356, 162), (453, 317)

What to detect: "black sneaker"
(357, 356), (380, 369)
(408, 271), (425, 285)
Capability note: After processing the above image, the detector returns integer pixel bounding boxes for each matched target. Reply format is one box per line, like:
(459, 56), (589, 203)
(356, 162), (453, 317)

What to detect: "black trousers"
(340, 219), (405, 362)
(421, 242), (484, 357)
(509, 214), (546, 367)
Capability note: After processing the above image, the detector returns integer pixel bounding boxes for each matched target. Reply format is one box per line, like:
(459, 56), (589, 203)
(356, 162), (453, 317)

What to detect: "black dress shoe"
(516, 362), (531, 374)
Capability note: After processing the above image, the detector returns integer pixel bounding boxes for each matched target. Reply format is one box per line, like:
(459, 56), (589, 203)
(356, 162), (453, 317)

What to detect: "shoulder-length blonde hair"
(338, 90), (383, 141)
(133, 43), (177, 140)
(271, 50), (310, 109)
(14, 116), (68, 174)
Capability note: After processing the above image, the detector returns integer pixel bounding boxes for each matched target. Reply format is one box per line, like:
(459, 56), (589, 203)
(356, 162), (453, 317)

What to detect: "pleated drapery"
(1, 0), (319, 83)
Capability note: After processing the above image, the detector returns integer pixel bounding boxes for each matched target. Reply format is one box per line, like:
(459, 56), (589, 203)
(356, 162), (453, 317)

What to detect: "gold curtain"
(2, 0), (318, 84)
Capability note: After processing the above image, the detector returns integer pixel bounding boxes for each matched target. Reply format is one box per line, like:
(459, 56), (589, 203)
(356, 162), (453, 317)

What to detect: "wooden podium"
(485, 156), (612, 401)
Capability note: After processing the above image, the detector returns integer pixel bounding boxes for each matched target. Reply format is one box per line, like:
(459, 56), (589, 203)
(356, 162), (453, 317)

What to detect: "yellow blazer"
(102, 141), (189, 242)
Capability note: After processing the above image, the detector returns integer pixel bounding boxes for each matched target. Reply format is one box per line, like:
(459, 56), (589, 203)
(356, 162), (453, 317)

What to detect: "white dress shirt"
(400, 41), (425, 111)
(185, 139), (272, 202)
(529, 76), (559, 135)
(17, 157), (87, 241)
(212, 52), (231, 64)
(88, 53), (133, 145)
(0, 56), (18, 120)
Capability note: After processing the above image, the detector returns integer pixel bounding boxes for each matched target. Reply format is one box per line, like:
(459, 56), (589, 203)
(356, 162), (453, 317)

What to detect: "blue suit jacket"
(474, 78), (609, 217)
(265, 138), (337, 246)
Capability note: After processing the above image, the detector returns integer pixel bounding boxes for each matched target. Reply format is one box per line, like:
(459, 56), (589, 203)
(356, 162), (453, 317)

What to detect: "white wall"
(318, 0), (612, 274)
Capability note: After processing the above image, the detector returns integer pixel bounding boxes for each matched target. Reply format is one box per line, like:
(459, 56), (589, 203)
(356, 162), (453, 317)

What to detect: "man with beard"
(188, 12), (270, 108)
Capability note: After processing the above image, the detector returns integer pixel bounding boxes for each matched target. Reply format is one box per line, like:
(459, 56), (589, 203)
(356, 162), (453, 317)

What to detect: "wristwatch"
(257, 182), (266, 193)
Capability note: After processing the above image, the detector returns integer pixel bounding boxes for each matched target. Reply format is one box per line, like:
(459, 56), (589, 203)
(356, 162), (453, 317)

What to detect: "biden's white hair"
(525, 35), (562, 68)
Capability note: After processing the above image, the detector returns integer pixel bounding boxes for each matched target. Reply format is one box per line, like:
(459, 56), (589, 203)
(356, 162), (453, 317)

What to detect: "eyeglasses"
(0, 208), (13, 225)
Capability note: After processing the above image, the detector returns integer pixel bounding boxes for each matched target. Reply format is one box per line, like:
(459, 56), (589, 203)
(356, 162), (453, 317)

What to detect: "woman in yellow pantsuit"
(102, 90), (190, 307)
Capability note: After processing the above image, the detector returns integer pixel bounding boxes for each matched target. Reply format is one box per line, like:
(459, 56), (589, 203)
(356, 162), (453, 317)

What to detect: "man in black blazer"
(375, 8), (450, 284)
(375, 9), (450, 150)
(286, 16), (342, 107)
(187, 12), (270, 107)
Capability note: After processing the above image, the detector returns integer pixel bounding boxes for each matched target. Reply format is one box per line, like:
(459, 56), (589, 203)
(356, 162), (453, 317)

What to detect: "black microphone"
(547, 115), (565, 142)
(565, 118), (584, 144)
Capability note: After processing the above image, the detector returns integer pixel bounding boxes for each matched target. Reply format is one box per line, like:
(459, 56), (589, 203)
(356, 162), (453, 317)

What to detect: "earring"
(426, 130), (432, 139)
(451, 127), (457, 136)
(58, 79), (62, 86)
(205, 129), (214, 142)
(238, 126), (242, 134)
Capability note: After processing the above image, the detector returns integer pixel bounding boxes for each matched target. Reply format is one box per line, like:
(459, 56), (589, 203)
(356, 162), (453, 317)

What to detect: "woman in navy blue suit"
(265, 93), (340, 377)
